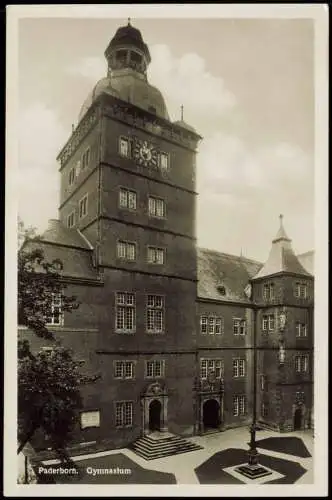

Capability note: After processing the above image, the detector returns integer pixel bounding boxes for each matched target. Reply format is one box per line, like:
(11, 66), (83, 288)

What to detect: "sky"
(17, 14), (315, 262)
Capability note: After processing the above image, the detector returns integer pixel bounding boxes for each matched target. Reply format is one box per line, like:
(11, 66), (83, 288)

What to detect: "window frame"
(119, 187), (137, 211)
(116, 239), (137, 262)
(233, 358), (246, 378)
(67, 211), (75, 228)
(119, 136), (131, 158)
(148, 195), (166, 219)
(81, 146), (91, 170)
(145, 360), (165, 378)
(45, 292), (63, 326)
(147, 246), (165, 265)
(68, 166), (76, 186)
(115, 291), (136, 334)
(79, 193), (88, 220)
(159, 151), (169, 172)
(200, 358), (224, 380)
(113, 360), (135, 380)
(115, 401), (133, 428)
(146, 294), (165, 334)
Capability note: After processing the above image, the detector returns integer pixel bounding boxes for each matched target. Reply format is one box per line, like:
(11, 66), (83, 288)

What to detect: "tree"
(17, 220), (97, 461)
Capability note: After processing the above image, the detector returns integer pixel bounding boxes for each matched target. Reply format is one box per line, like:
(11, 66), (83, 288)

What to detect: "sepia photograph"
(5, 3), (328, 497)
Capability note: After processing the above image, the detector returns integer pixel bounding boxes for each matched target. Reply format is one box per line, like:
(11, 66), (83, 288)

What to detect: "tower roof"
(106, 19), (151, 63)
(252, 215), (312, 280)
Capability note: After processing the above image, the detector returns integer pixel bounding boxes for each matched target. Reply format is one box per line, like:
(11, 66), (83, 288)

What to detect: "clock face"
(133, 139), (158, 168)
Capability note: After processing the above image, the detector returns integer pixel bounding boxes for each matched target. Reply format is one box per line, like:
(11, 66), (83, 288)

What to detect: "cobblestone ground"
(37, 427), (313, 484)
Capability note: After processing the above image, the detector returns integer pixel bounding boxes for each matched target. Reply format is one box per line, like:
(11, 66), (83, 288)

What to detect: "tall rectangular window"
(67, 211), (75, 228)
(145, 360), (165, 378)
(148, 196), (165, 218)
(119, 188), (137, 210)
(261, 402), (268, 417)
(159, 152), (169, 171)
(114, 361), (135, 379)
(81, 147), (90, 169)
(233, 319), (246, 335)
(147, 246), (165, 265)
(262, 315), (275, 332)
(69, 167), (76, 186)
(115, 292), (136, 333)
(46, 293), (63, 326)
(295, 282), (308, 299)
(115, 401), (133, 427)
(233, 358), (246, 378)
(79, 194), (88, 219)
(117, 240), (136, 261)
(295, 354), (309, 373)
(146, 295), (164, 333)
(296, 322), (307, 337)
(233, 395), (246, 416)
(119, 137), (130, 157)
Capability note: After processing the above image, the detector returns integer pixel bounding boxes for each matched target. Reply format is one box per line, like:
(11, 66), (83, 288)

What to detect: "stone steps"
(130, 433), (202, 460)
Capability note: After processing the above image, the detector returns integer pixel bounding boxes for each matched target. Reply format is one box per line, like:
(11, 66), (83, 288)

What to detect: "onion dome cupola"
(252, 215), (312, 280)
(105, 18), (151, 77)
(78, 19), (169, 122)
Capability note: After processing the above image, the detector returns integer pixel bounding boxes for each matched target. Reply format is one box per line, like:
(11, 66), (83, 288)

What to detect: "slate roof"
(197, 247), (262, 302)
(297, 251), (314, 275)
(252, 216), (312, 280)
(22, 220), (98, 281)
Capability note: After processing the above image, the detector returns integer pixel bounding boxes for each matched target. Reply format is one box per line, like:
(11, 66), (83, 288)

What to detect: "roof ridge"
(198, 246), (262, 265)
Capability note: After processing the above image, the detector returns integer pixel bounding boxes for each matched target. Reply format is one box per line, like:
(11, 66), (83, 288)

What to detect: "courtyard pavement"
(39, 427), (313, 485)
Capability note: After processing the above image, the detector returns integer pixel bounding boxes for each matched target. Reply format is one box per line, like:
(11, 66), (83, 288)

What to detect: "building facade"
(19, 22), (314, 451)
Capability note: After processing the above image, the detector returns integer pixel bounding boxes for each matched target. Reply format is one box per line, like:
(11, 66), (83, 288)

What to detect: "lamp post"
(236, 302), (272, 479)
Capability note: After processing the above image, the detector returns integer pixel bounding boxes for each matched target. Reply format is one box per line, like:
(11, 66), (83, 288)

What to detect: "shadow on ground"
(195, 448), (308, 484)
(35, 453), (176, 484)
(255, 437), (311, 458)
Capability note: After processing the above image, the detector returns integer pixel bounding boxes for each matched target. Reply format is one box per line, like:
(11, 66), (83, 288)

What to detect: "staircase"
(130, 431), (203, 460)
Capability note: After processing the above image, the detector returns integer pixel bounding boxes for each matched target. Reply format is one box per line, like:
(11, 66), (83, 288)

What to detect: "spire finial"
(279, 213), (284, 226)
(127, 17), (131, 26)
(180, 104), (184, 121)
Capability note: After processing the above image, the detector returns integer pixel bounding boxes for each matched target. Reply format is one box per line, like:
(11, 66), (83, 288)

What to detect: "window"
(295, 282), (308, 299)
(261, 402), (268, 418)
(114, 361), (135, 379)
(115, 401), (133, 427)
(263, 283), (275, 300)
(146, 295), (164, 333)
(200, 359), (223, 380)
(233, 395), (246, 416)
(159, 152), (169, 171)
(260, 375), (266, 391)
(75, 160), (81, 176)
(200, 316), (224, 335)
(148, 196), (166, 218)
(262, 314), (275, 332)
(115, 292), (136, 333)
(295, 391), (305, 404)
(295, 354), (309, 373)
(81, 147), (90, 169)
(80, 410), (100, 429)
(296, 322), (307, 337)
(119, 137), (130, 158)
(69, 167), (75, 186)
(147, 246), (165, 265)
(79, 194), (88, 219)
(145, 360), (165, 378)
(119, 188), (137, 210)
(46, 293), (63, 326)
(233, 358), (246, 378)
(233, 319), (246, 336)
(67, 211), (75, 228)
(117, 240), (136, 261)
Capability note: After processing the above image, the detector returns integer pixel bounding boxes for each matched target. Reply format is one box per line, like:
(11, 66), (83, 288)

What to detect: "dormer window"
(217, 285), (226, 296)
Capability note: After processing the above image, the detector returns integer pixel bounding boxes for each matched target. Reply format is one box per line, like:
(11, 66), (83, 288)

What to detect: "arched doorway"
(294, 408), (303, 430)
(203, 399), (220, 430)
(149, 399), (162, 431)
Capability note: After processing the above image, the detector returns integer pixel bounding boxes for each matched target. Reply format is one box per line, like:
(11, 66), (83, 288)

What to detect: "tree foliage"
(17, 219), (97, 458)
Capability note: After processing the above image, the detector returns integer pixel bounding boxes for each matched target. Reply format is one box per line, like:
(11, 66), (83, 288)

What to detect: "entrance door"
(294, 408), (302, 430)
(149, 399), (161, 431)
(203, 399), (220, 430)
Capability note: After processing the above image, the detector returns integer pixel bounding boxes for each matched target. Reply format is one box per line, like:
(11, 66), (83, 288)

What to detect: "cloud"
(18, 103), (67, 232)
(66, 44), (237, 129)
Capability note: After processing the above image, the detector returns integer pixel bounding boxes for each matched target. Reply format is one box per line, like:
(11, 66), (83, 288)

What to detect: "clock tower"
(56, 20), (202, 444)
